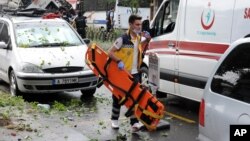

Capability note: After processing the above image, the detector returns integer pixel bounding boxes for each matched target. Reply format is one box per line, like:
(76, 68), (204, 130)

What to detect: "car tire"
(80, 88), (96, 98)
(140, 66), (167, 98)
(9, 70), (22, 96)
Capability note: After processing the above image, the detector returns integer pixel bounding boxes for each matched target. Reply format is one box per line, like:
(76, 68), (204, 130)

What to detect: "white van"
(141, 0), (250, 102)
(198, 37), (250, 141)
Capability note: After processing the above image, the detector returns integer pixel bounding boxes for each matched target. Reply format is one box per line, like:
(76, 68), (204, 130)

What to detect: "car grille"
(43, 67), (84, 73)
(35, 81), (97, 90)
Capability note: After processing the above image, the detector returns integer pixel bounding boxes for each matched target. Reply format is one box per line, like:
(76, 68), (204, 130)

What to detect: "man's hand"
(142, 31), (151, 42)
(117, 61), (124, 70)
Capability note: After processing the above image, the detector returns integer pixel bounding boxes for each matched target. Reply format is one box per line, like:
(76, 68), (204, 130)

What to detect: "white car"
(198, 37), (250, 141)
(0, 14), (98, 97)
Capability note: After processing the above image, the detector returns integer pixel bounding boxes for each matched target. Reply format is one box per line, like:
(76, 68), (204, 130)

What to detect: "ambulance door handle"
(168, 42), (175, 48)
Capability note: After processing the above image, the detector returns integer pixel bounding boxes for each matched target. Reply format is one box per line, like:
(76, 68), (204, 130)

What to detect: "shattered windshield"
(15, 21), (83, 48)
(211, 43), (250, 103)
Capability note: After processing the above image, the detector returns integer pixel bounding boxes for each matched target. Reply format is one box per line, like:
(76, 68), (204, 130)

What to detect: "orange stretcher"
(85, 44), (165, 130)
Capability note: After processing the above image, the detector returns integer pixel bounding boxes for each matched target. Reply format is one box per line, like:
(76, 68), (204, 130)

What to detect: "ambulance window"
(171, 0), (179, 21)
(152, 0), (179, 37)
(152, 2), (167, 37)
(211, 43), (250, 103)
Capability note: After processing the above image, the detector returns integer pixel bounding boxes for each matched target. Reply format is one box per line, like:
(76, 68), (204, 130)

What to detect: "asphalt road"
(0, 80), (200, 141)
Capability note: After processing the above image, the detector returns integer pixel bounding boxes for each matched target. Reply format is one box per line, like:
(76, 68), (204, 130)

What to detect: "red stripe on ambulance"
(149, 40), (229, 54)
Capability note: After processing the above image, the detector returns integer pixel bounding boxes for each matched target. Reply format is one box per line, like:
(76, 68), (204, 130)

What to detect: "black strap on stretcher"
(146, 96), (160, 112)
(125, 87), (147, 117)
(119, 80), (137, 105)
(138, 106), (153, 125)
(95, 57), (112, 88)
(90, 47), (147, 117)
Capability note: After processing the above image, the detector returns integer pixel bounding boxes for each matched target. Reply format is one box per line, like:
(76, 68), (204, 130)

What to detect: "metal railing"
(86, 27), (123, 42)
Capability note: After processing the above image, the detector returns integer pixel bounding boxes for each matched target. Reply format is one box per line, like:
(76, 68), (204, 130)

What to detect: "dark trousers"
(111, 73), (141, 125)
(77, 29), (86, 39)
(106, 21), (113, 32)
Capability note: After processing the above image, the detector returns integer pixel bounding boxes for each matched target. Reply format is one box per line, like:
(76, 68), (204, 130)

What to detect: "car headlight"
(19, 63), (43, 73)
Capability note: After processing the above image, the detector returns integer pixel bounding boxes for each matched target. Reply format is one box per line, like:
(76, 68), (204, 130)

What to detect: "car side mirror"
(0, 42), (7, 49)
(83, 38), (90, 45)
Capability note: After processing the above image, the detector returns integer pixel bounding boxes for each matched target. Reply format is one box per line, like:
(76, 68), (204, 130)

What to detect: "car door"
(206, 42), (250, 141)
(148, 0), (180, 96)
(0, 21), (12, 82)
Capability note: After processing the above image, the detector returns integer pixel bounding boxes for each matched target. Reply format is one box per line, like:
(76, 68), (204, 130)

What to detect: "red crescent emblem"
(201, 11), (215, 30)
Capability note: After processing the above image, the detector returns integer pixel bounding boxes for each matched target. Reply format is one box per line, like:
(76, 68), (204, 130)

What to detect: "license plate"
(53, 78), (78, 85)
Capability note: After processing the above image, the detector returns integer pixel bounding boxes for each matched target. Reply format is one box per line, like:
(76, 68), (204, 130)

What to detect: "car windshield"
(14, 21), (83, 48)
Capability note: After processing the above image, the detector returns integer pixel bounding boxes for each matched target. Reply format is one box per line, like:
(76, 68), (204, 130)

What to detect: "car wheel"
(140, 66), (167, 98)
(9, 70), (21, 96)
(140, 66), (149, 87)
(80, 88), (96, 98)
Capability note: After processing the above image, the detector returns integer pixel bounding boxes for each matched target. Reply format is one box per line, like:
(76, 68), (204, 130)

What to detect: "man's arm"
(141, 31), (151, 51)
(141, 40), (150, 51)
(108, 37), (123, 62)
(110, 11), (114, 25)
(108, 46), (121, 63)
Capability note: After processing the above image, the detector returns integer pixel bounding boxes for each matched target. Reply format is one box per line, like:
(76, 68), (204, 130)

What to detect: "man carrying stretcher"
(108, 14), (151, 132)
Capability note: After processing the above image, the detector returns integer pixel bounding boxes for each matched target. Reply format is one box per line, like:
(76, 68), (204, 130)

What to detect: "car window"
(0, 23), (10, 44)
(14, 21), (83, 48)
(211, 43), (250, 103)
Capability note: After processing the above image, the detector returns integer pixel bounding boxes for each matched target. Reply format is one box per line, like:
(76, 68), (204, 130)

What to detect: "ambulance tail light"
(199, 98), (205, 127)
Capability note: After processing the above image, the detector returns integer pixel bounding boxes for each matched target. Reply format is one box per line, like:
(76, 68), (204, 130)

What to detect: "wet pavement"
(0, 80), (199, 141)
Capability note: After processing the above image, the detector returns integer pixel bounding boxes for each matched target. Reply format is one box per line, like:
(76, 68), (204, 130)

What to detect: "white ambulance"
(141, 0), (250, 102)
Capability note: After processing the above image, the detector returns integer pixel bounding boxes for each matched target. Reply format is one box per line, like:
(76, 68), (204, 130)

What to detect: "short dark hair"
(128, 14), (142, 24)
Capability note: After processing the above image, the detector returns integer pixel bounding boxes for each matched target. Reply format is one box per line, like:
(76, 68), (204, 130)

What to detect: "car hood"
(17, 46), (88, 69)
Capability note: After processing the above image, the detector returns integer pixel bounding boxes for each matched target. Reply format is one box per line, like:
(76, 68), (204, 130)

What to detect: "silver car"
(198, 37), (250, 141)
(0, 15), (97, 97)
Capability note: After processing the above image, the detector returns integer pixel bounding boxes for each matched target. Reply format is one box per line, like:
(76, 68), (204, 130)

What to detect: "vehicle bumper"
(16, 71), (98, 93)
(198, 134), (214, 141)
